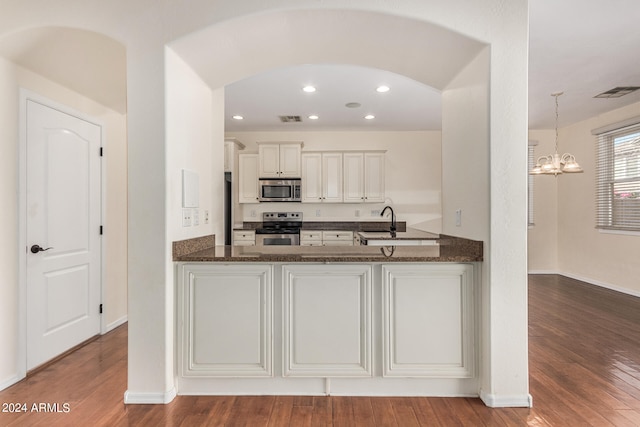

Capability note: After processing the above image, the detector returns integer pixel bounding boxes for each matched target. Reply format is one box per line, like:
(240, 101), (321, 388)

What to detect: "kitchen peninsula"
(173, 233), (482, 397)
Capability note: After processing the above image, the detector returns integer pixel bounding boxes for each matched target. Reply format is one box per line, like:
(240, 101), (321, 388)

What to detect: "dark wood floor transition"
(2, 274), (640, 426)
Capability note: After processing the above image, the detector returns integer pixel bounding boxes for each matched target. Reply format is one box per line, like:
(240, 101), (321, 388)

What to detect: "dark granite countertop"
(234, 220), (407, 232)
(173, 234), (482, 263)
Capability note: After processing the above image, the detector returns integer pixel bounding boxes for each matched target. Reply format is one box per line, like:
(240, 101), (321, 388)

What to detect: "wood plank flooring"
(2, 274), (640, 425)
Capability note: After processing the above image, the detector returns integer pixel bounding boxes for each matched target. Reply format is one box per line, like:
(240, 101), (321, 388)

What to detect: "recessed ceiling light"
(232, 115), (244, 120)
(345, 102), (361, 108)
(364, 115), (375, 120)
(376, 85), (390, 93)
(308, 115), (319, 120)
(302, 86), (316, 93)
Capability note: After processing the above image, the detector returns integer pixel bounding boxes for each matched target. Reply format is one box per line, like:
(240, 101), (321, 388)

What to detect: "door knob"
(30, 244), (53, 254)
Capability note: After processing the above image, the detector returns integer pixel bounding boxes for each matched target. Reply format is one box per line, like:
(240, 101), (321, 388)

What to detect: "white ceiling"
(0, 1), (639, 130)
(223, 64), (443, 132)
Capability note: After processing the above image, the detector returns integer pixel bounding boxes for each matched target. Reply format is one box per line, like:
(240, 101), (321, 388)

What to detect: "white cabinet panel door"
(258, 143), (302, 178)
(364, 152), (385, 202)
(382, 264), (475, 378)
(258, 144), (281, 178)
(238, 154), (259, 203)
(279, 143), (302, 178)
(180, 264), (272, 377)
(283, 264), (372, 377)
(343, 153), (365, 203)
(301, 153), (322, 202)
(343, 152), (385, 203)
(322, 152), (343, 203)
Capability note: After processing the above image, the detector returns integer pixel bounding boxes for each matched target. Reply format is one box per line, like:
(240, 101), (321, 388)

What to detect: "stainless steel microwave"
(258, 179), (301, 202)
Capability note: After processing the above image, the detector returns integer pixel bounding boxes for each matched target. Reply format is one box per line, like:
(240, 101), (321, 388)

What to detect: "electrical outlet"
(455, 209), (462, 227)
(315, 209), (321, 217)
(182, 208), (192, 227)
(193, 209), (200, 226)
(250, 210), (257, 218)
(371, 209), (381, 217)
(204, 210), (209, 224)
(355, 209), (360, 217)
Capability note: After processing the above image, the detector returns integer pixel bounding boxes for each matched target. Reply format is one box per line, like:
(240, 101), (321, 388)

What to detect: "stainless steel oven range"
(255, 212), (302, 246)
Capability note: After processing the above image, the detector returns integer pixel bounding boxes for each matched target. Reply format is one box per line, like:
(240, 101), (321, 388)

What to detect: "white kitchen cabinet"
(301, 153), (322, 202)
(299, 230), (323, 246)
(233, 229), (256, 246)
(381, 264), (475, 378)
(302, 152), (343, 203)
(321, 230), (353, 246)
(282, 264), (372, 377)
(224, 137), (245, 173)
(238, 153), (259, 203)
(343, 152), (385, 203)
(258, 142), (302, 178)
(300, 230), (353, 246)
(364, 152), (385, 202)
(178, 264), (273, 377)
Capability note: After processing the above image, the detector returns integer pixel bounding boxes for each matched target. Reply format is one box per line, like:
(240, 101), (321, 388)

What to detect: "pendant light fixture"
(530, 92), (583, 175)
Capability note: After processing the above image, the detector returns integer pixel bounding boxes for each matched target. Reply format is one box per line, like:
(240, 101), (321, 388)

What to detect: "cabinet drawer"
(323, 240), (353, 246)
(233, 230), (255, 240)
(300, 230), (322, 240)
(300, 241), (323, 246)
(322, 231), (353, 241)
(233, 230), (256, 246)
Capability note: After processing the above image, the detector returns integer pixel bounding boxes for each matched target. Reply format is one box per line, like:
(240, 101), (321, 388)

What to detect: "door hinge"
(99, 304), (103, 314)
(100, 225), (103, 235)
(99, 147), (104, 157)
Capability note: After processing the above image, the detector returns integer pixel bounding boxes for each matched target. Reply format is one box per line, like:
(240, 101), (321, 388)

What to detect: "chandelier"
(530, 92), (583, 175)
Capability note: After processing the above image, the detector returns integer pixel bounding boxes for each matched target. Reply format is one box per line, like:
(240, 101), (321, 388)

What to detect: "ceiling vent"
(279, 115), (302, 123)
(594, 86), (640, 98)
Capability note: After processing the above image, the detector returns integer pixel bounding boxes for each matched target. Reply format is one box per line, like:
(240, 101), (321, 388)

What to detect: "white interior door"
(25, 99), (102, 370)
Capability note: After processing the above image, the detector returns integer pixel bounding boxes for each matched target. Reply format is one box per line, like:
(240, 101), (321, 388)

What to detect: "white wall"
(226, 130), (442, 231)
(527, 130), (559, 272)
(442, 46), (529, 406)
(558, 102), (640, 294)
(0, 56), (128, 389)
(441, 48), (490, 241)
(161, 48), (225, 401)
(0, 56), (20, 390)
(166, 48), (223, 243)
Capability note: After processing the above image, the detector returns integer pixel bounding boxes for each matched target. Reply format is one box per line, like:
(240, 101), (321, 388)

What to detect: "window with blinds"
(528, 145), (535, 226)
(594, 121), (640, 231)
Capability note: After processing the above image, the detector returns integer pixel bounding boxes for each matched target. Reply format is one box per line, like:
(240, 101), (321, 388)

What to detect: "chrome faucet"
(380, 206), (396, 234)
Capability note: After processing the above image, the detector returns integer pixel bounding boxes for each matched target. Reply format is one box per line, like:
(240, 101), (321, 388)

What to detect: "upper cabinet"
(224, 137), (245, 173)
(343, 152), (385, 203)
(301, 152), (343, 203)
(258, 142), (303, 178)
(238, 153), (259, 203)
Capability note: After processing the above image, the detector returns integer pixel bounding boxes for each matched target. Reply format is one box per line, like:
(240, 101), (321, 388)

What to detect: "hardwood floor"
(2, 274), (640, 426)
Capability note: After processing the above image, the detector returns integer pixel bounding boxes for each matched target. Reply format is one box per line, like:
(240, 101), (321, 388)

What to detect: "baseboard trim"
(528, 271), (640, 299)
(124, 387), (177, 404)
(527, 269), (559, 275)
(105, 315), (128, 333)
(0, 374), (23, 392)
(480, 389), (533, 408)
(559, 272), (640, 299)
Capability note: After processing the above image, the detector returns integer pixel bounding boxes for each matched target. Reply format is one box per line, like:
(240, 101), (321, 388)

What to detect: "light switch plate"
(182, 208), (192, 227)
